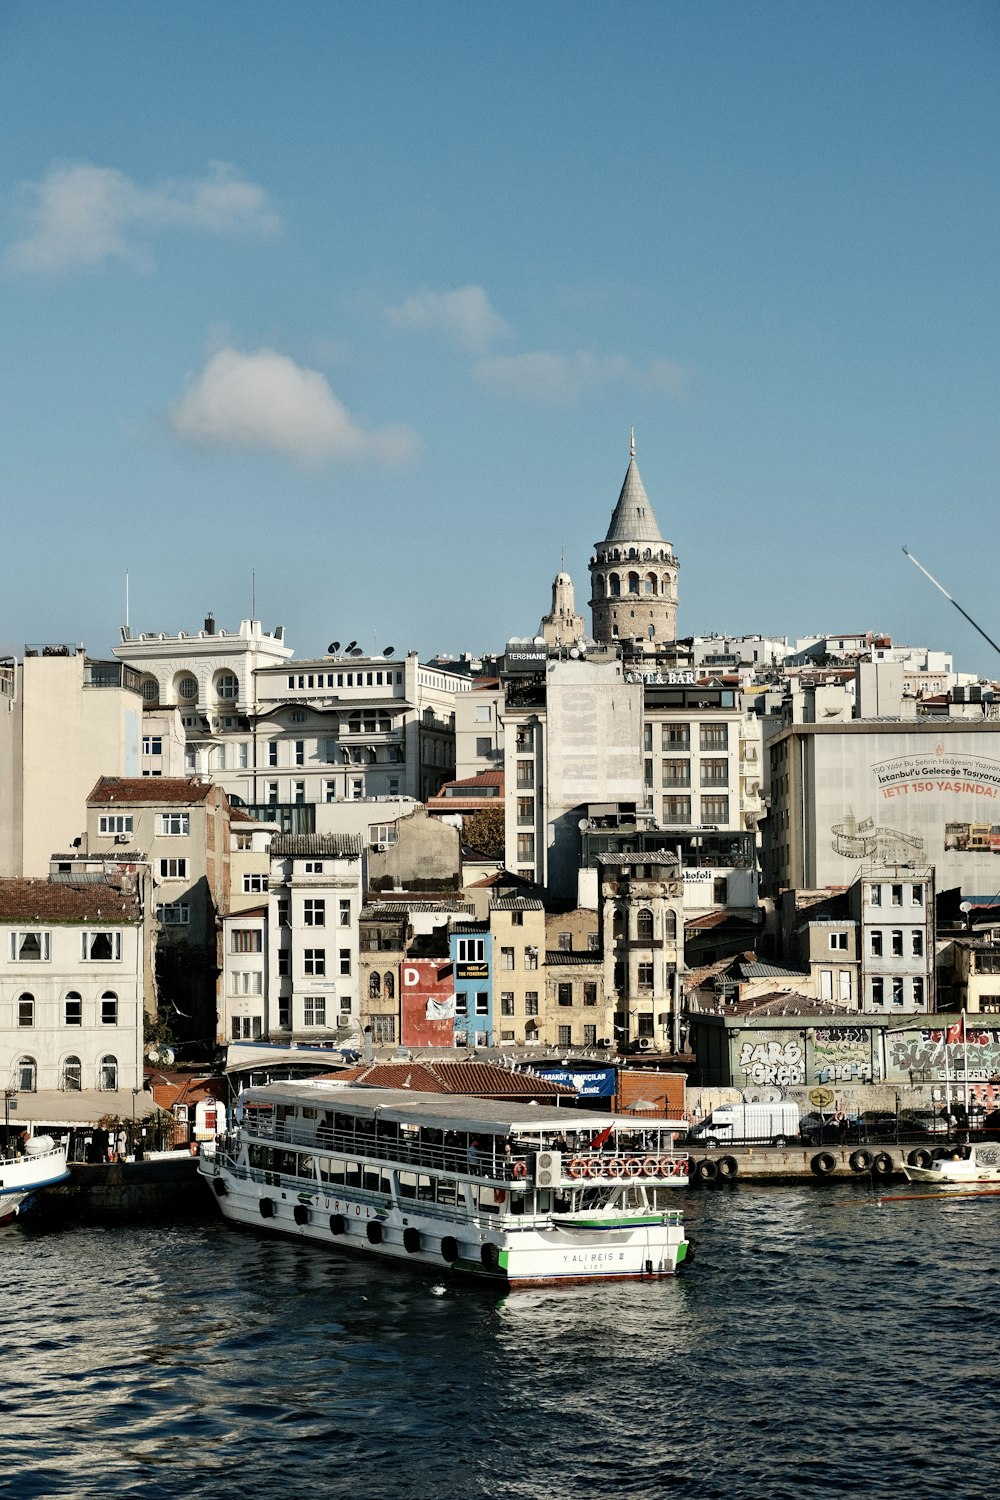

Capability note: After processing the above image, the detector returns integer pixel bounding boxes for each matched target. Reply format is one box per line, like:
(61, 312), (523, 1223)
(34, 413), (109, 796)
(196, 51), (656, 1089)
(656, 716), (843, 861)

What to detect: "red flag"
(945, 1016), (965, 1046)
(591, 1123), (615, 1150)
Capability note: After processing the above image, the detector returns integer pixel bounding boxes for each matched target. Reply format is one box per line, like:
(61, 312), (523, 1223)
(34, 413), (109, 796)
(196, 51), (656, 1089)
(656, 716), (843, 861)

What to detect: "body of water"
(3, 1182), (997, 1500)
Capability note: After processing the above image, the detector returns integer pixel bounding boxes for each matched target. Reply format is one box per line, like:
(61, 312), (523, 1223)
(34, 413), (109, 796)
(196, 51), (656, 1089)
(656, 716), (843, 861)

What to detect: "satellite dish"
(350, 647), (364, 657)
(960, 902), (972, 913)
(162, 1047), (175, 1065)
(383, 646), (395, 657)
(328, 641), (340, 654)
(533, 636), (545, 647)
(578, 818), (590, 831)
(345, 641), (357, 652)
(569, 648), (580, 658)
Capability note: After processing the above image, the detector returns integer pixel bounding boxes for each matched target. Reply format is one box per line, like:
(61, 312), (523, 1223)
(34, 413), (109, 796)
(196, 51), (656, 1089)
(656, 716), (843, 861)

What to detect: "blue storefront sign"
(535, 1067), (616, 1099)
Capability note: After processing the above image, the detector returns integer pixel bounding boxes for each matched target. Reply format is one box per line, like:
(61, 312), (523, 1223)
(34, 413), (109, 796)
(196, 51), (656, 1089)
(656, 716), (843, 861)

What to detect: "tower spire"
(630, 425), (635, 459)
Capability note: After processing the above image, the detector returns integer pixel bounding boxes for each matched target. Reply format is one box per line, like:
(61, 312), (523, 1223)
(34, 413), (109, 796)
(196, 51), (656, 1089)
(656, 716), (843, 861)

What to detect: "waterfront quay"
(684, 1136), (969, 1185)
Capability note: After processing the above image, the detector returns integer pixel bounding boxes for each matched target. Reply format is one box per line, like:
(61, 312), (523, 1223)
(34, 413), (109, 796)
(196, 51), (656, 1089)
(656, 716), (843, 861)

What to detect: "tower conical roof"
(603, 455), (664, 545)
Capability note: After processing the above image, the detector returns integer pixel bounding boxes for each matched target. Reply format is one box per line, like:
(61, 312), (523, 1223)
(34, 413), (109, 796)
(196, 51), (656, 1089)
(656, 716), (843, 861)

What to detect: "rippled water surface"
(4, 1183), (998, 1500)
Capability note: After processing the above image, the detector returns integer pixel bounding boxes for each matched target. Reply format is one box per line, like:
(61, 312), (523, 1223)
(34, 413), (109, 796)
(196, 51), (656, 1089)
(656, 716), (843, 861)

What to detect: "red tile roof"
(88, 776), (217, 806)
(333, 1060), (573, 1098)
(0, 878), (142, 923)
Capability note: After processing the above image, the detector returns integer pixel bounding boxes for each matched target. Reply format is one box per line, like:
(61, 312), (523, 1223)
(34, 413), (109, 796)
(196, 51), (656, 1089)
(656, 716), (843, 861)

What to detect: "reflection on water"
(4, 1185), (999, 1499)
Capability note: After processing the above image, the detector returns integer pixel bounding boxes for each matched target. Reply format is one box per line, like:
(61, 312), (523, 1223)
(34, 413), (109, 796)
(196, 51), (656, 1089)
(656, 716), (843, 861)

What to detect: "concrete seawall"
(685, 1143), (924, 1185)
(35, 1154), (209, 1221)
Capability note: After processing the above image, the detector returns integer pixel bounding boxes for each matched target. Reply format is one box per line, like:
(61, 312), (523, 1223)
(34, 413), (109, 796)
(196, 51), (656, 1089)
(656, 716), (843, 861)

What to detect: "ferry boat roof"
(243, 1082), (687, 1137)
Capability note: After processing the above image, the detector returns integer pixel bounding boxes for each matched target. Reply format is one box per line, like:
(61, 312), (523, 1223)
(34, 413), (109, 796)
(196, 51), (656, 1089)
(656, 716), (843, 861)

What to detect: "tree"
(463, 803), (505, 858)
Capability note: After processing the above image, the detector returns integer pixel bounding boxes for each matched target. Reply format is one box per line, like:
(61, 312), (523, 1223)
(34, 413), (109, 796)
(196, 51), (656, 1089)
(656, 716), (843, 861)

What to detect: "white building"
(1, 878), (144, 1097)
(266, 834), (364, 1042)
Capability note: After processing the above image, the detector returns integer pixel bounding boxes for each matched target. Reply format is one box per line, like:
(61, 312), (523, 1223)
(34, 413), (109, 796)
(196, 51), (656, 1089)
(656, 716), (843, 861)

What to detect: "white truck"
(690, 1101), (800, 1148)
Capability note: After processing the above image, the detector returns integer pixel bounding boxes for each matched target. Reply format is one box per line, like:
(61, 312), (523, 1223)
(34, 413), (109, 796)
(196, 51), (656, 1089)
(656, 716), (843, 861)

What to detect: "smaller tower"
(539, 569), (586, 649)
(590, 433), (679, 647)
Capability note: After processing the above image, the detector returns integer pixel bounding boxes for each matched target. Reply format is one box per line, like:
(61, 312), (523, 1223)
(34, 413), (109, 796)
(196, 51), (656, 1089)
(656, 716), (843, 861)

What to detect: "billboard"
(536, 1067), (616, 1098)
(504, 649), (548, 675)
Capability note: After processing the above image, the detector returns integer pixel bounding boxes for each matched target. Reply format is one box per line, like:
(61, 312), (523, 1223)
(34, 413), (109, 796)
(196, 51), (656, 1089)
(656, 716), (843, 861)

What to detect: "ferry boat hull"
(200, 1082), (690, 1288)
(0, 1138), (70, 1224)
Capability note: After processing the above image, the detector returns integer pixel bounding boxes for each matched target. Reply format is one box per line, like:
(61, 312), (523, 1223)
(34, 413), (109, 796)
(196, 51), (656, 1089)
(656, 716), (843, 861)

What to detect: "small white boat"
(902, 1142), (1000, 1188)
(200, 1083), (691, 1287)
(0, 1136), (70, 1223)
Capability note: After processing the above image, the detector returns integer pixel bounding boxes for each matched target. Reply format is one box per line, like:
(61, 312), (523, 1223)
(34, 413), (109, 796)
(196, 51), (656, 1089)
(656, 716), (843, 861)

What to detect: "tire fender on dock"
(848, 1149), (873, 1174)
(810, 1152), (837, 1177)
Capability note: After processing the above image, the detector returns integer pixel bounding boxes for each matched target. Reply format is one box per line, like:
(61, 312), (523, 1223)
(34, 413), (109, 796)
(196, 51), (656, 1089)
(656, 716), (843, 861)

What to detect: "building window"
(101, 991), (118, 1025)
(870, 930), (883, 957)
(870, 884), (882, 907)
(339, 900), (351, 926)
(637, 963), (654, 990)
(891, 884), (903, 907)
(515, 727), (532, 750)
(371, 1015), (396, 1044)
(475, 992), (489, 1015)
(455, 993), (468, 1016)
(243, 875), (268, 894)
(231, 972), (263, 996)
(340, 949), (351, 976)
(839, 971), (852, 1002)
(10, 931), (50, 962)
(511, 910), (524, 927)
(238, 742), (249, 768)
(892, 977), (904, 1005)
(517, 797), (534, 825)
(217, 673), (239, 701)
(82, 931), (122, 962)
(293, 740), (305, 766)
(369, 971), (382, 999)
(713, 877), (729, 904)
(636, 909), (654, 943)
(100, 1055), (119, 1090)
(267, 782), (279, 805)
(142, 737), (162, 757)
(384, 972), (394, 999)
(157, 858), (188, 880)
(912, 931), (924, 957)
(911, 885), (924, 906)
(557, 983), (573, 1007)
(278, 951), (290, 977)
(662, 760), (690, 787)
(558, 1025), (572, 1048)
(500, 992), (515, 1016)
(156, 902), (190, 926)
(661, 725), (690, 750)
(304, 899), (326, 927)
(891, 930), (903, 956)
(587, 932), (600, 951)
(913, 977), (925, 1007)
(63, 1055), (82, 1090)
(159, 813), (190, 836)
(304, 949), (325, 976)
(177, 675), (198, 702)
(267, 741), (279, 768)
(700, 795), (729, 824)
(699, 724), (729, 751)
(663, 796), (691, 826)
(456, 938), (484, 963)
(140, 676), (159, 704)
(303, 996), (326, 1027)
(98, 813), (134, 836)
(17, 1056), (37, 1092)
(232, 929), (262, 954)
(525, 992), (539, 1016)
(583, 1024), (597, 1046)
(871, 977), (884, 1006)
(516, 761), (535, 790)
(524, 947), (539, 970)
(584, 982), (598, 1006)
(637, 1015), (654, 1039)
(558, 932), (572, 951)
(829, 932), (848, 951)
(17, 993), (34, 1026)
(700, 758), (729, 787)
(500, 946), (515, 971)
(820, 969), (833, 1000)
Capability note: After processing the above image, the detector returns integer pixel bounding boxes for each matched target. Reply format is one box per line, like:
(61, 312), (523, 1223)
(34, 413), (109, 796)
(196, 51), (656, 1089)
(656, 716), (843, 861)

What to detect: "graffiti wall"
(886, 1025), (1000, 1084)
(809, 1026), (875, 1085)
(735, 1032), (805, 1087)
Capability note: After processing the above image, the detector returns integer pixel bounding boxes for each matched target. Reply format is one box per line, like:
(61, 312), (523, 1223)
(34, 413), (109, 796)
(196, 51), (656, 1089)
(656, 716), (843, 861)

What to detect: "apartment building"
(266, 834), (363, 1042)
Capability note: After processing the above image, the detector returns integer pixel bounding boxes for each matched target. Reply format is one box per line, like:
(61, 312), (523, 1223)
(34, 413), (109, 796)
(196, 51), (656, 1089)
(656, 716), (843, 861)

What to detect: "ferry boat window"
(363, 1167), (382, 1192)
(301, 1107), (317, 1120)
(344, 1162), (361, 1188)
(299, 1155), (316, 1179)
(436, 1179), (458, 1207)
(417, 1176), (435, 1202)
(327, 1158), (346, 1184)
(398, 1171), (418, 1200)
(276, 1150), (297, 1177)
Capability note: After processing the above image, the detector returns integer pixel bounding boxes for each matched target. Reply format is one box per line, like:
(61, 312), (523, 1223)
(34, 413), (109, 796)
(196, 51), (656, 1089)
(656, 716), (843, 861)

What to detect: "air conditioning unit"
(638, 1037), (653, 1050)
(535, 1150), (562, 1187)
(337, 1012), (352, 1028)
(373, 843), (387, 852)
(115, 834), (129, 845)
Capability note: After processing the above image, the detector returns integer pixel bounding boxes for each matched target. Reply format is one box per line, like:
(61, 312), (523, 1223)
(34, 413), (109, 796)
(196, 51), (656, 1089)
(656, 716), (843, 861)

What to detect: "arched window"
(384, 972), (395, 999)
(140, 675), (159, 705)
(613, 908), (625, 940)
(17, 992), (34, 1027)
(664, 911), (677, 940)
(627, 572), (640, 595)
(216, 672), (239, 701)
(176, 674), (198, 703)
(17, 1056), (36, 1092)
(369, 972), (381, 999)
(63, 1055), (82, 1091)
(644, 573), (658, 595)
(65, 991), (83, 1026)
(608, 573), (621, 597)
(636, 908), (654, 943)
(660, 573), (672, 595)
(101, 991), (118, 1026)
(100, 1055), (119, 1091)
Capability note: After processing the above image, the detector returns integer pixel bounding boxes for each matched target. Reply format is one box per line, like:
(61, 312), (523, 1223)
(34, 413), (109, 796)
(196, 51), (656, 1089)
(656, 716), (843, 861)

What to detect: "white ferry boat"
(200, 1083), (690, 1286)
(0, 1135), (70, 1224)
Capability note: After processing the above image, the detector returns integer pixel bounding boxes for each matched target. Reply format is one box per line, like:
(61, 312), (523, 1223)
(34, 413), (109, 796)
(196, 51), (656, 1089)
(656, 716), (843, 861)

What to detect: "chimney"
(204, 613), (216, 634)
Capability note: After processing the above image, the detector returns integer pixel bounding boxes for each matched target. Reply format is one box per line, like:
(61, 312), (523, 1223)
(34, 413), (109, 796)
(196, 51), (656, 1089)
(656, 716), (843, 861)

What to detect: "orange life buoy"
(567, 1158), (584, 1179)
(624, 1157), (643, 1178)
(495, 1190), (506, 1204)
(657, 1156), (673, 1175)
(642, 1156), (659, 1177)
(605, 1158), (625, 1178)
(512, 1160), (528, 1180)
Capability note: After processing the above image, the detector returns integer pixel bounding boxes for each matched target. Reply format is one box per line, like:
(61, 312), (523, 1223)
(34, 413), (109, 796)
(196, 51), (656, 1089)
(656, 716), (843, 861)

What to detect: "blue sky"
(1, 1), (997, 672)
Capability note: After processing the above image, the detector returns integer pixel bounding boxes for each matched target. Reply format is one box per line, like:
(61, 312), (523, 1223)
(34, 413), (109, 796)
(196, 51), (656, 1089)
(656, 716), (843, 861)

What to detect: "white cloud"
(473, 350), (689, 403)
(5, 160), (280, 274)
(169, 347), (420, 469)
(386, 284), (511, 352)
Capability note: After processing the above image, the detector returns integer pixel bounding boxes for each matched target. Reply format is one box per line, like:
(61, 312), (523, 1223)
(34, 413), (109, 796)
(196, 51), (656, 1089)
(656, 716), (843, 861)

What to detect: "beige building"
(599, 851), (685, 1053)
(0, 646), (143, 878)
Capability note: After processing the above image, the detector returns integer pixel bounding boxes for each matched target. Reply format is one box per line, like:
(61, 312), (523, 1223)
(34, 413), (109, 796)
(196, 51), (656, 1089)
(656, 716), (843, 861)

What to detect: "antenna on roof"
(124, 570), (129, 634)
(252, 568), (256, 621)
